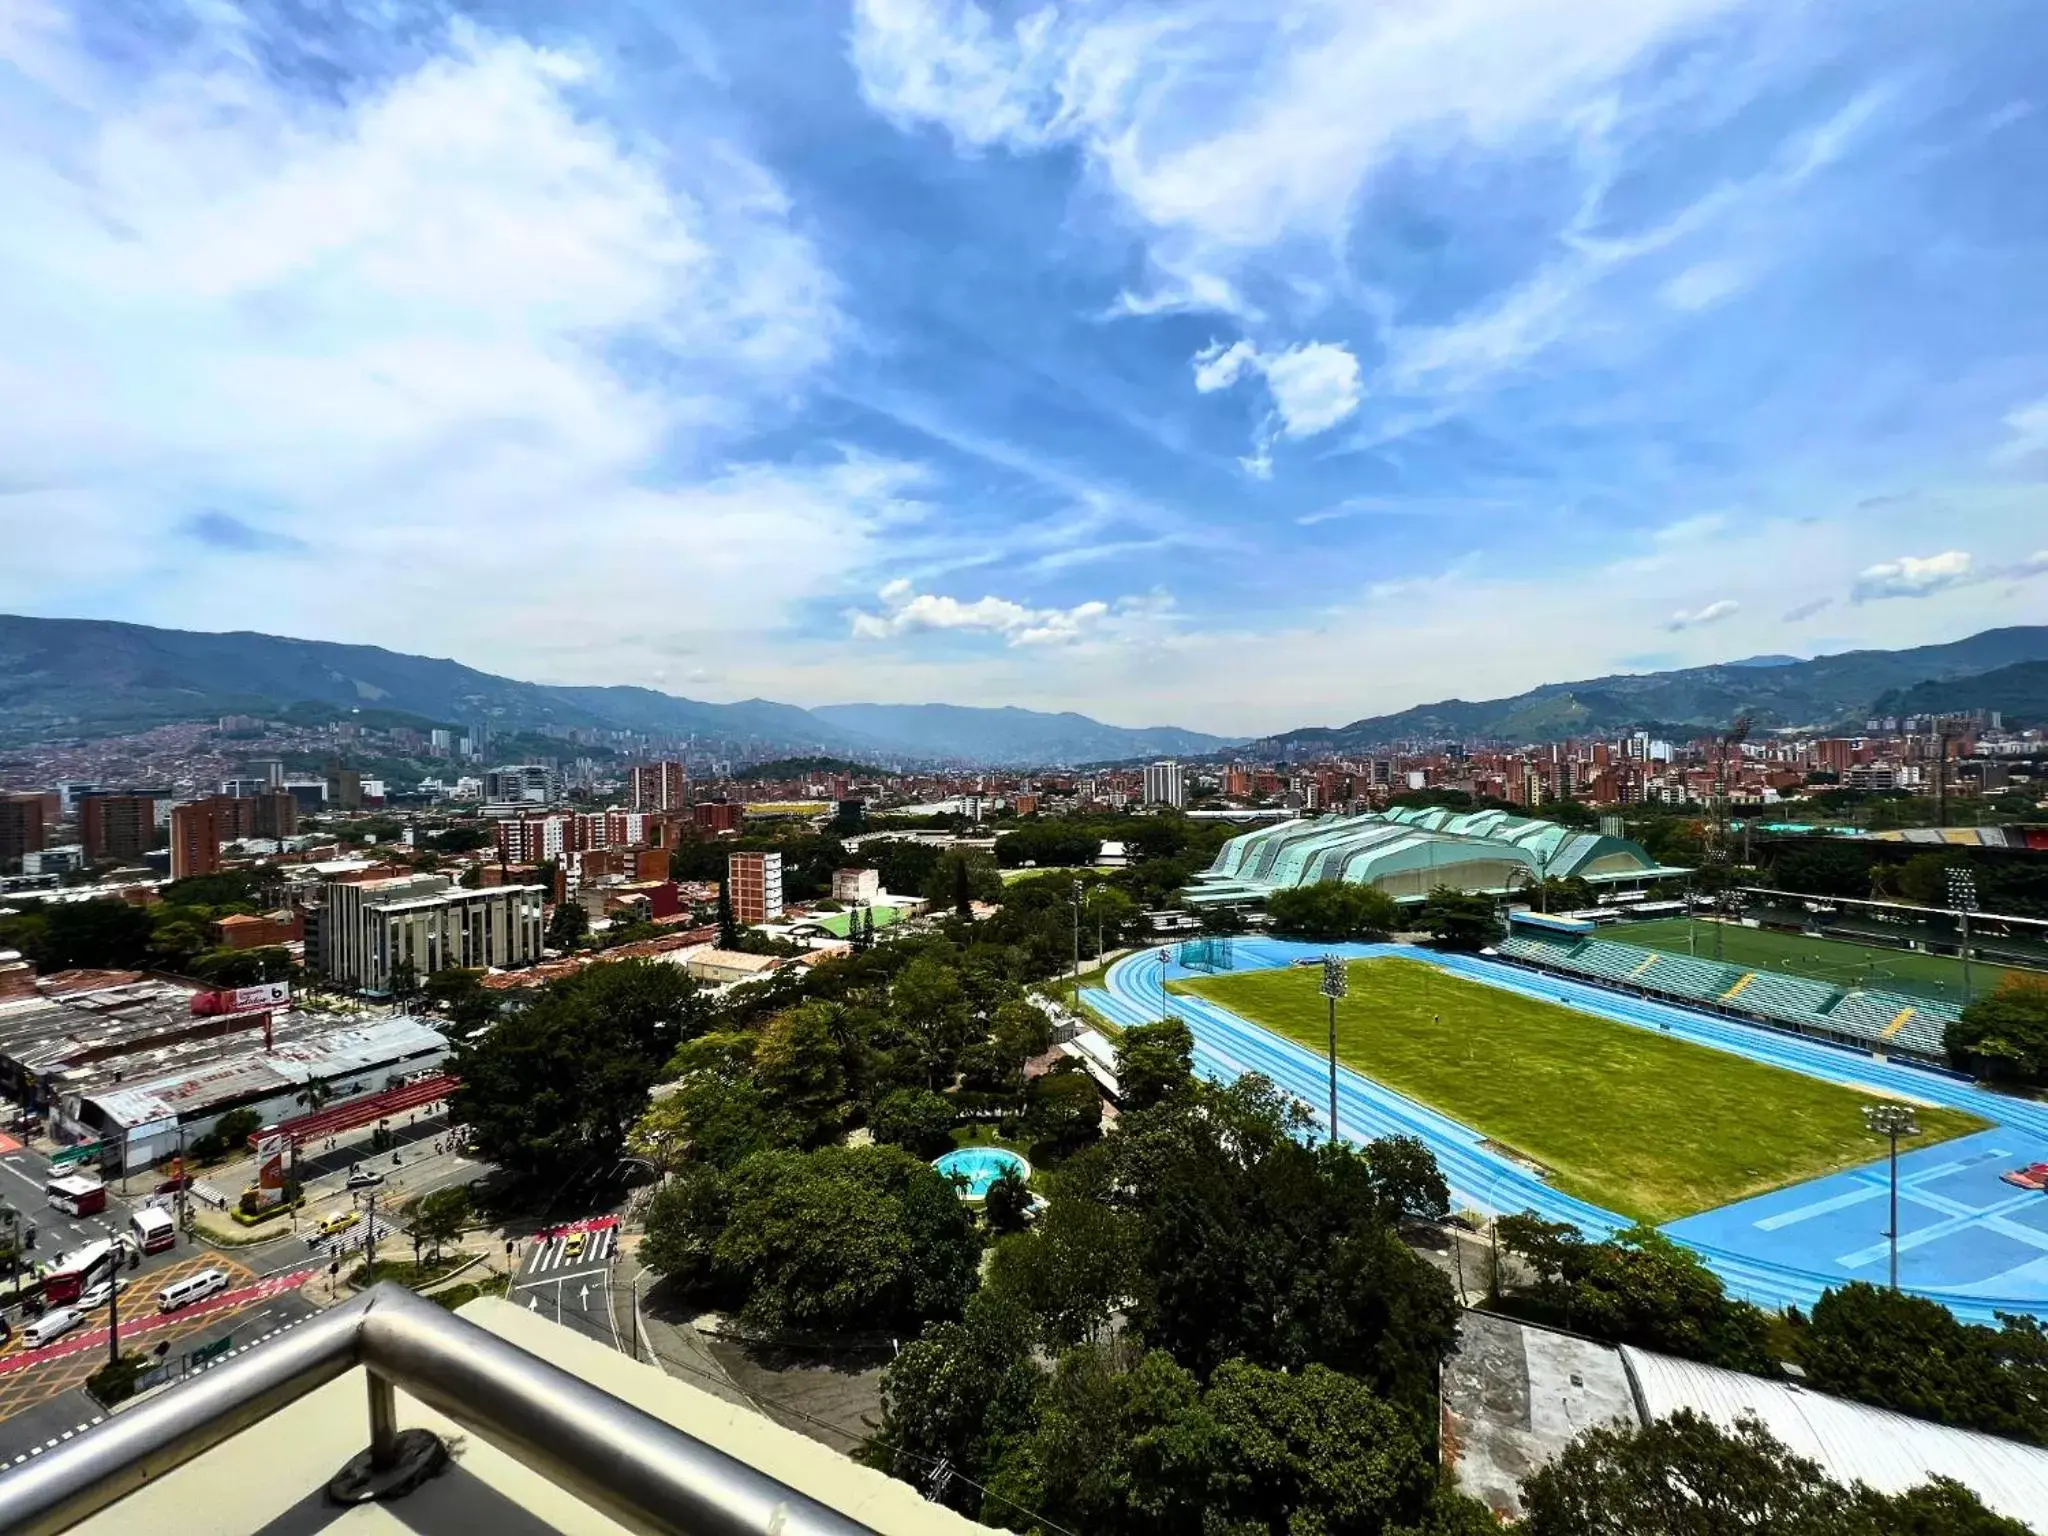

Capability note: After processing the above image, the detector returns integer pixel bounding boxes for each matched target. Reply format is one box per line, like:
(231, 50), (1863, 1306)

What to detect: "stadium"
(1080, 936), (2048, 1326)
(1184, 806), (1688, 907)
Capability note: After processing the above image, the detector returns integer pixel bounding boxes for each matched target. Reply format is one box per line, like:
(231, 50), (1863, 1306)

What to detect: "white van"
(157, 1268), (229, 1313)
(23, 1307), (82, 1348)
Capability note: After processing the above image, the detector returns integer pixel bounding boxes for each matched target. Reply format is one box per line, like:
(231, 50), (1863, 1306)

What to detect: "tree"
(1495, 1217), (1777, 1374)
(1946, 973), (2048, 1086)
(1264, 880), (1401, 942)
(1415, 887), (1504, 950)
(953, 855), (973, 918)
(751, 1002), (851, 1143)
(870, 1088), (956, 1160)
(1361, 1133), (1451, 1226)
(452, 961), (707, 1181)
(387, 958), (420, 1002)
(1113, 1016), (1195, 1112)
(215, 1107), (263, 1151)
(1520, 1408), (2031, 1536)
(991, 998), (1053, 1067)
(643, 1144), (982, 1333)
(865, 1289), (1043, 1513)
(892, 956), (973, 1086)
(982, 1166), (1032, 1236)
(1797, 1282), (2048, 1445)
(33, 899), (154, 972)
(545, 900), (591, 952)
(404, 1184), (471, 1263)
(716, 880), (738, 950)
(1023, 1066), (1102, 1150)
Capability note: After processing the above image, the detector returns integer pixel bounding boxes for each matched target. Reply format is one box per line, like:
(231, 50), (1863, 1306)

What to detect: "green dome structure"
(1184, 806), (1686, 908)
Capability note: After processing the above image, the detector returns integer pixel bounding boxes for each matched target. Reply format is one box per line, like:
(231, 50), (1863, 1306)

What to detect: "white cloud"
(853, 0), (1746, 256)
(1850, 551), (1974, 602)
(1990, 397), (2048, 466)
(1191, 337), (1361, 467)
(850, 581), (1174, 647)
(1662, 260), (1747, 311)
(0, 7), (865, 684)
(1665, 598), (1740, 631)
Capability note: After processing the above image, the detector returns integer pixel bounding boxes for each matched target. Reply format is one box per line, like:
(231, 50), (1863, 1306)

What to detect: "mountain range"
(2, 615), (2044, 767)
(0, 616), (1233, 766)
(1244, 626), (2048, 756)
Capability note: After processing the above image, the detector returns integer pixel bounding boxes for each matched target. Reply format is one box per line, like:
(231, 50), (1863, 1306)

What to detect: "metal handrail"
(0, 1282), (882, 1536)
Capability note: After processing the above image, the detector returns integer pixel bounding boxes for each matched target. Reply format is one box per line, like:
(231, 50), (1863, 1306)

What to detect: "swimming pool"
(932, 1145), (1030, 1199)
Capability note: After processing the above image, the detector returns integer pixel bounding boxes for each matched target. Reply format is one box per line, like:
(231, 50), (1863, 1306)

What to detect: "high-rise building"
(79, 793), (160, 864)
(1, 793), (47, 873)
(170, 798), (225, 881)
(1142, 760), (1186, 809)
(496, 816), (570, 865)
(484, 765), (555, 806)
(319, 874), (544, 993)
(325, 764), (364, 813)
(727, 851), (784, 925)
(630, 761), (689, 812)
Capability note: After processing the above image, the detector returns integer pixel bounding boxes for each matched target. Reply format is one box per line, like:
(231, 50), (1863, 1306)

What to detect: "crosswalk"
(523, 1221), (617, 1278)
(301, 1215), (399, 1255)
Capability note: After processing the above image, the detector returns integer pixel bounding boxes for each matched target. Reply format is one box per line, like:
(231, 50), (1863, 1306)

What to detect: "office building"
(1, 793), (45, 873)
(325, 764), (363, 813)
(56, 780), (100, 815)
(79, 793), (160, 863)
(726, 851), (783, 925)
(1143, 760), (1186, 809)
(430, 728), (455, 754)
(630, 761), (690, 812)
(319, 874), (544, 994)
(484, 765), (555, 806)
(170, 798), (225, 881)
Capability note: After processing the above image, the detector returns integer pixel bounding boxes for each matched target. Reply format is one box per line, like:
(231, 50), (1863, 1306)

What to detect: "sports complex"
(1081, 939), (2048, 1326)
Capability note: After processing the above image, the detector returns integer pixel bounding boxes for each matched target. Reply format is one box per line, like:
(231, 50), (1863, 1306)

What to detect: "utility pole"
(107, 1245), (121, 1368)
(1320, 955), (1347, 1146)
(1070, 880), (1082, 988)
(1863, 1103), (1919, 1291)
(364, 1191), (378, 1281)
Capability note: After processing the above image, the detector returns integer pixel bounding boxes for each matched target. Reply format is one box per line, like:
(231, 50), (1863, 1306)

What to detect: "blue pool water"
(933, 1146), (1030, 1199)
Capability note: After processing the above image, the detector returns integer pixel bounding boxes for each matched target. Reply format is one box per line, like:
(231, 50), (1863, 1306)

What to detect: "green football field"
(1618, 917), (2011, 1001)
(1171, 958), (1986, 1224)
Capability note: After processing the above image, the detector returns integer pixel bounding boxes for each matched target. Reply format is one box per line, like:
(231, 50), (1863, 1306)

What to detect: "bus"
(129, 1205), (176, 1256)
(45, 1175), (107, 1218)
(40, 1238), (119, 1305)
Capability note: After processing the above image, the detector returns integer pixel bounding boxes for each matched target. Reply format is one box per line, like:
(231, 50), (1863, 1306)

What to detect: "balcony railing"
(0, 1281), (881, 1536)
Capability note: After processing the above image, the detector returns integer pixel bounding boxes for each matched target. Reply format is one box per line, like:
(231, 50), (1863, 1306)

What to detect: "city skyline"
(2, 1), (2046, 735)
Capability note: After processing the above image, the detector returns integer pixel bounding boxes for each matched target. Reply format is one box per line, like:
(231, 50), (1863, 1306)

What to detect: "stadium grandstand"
(1494, 912), (1964, 1064)
(1185, 806), (1687, 908)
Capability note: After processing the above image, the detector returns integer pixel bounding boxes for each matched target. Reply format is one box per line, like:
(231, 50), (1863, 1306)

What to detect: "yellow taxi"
(318, 1209), (362, 1238)
(563, 1230), (586, 1261)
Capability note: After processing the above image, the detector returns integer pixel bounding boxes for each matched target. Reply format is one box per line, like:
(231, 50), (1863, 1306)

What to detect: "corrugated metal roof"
(1623, 1346), (2048, 1531)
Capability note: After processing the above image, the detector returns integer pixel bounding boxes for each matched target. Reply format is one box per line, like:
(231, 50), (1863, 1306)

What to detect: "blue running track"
(1082, 940), (2048, 1323)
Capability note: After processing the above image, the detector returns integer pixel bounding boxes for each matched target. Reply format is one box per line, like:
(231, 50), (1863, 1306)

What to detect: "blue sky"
(1, 0), (2044, 735)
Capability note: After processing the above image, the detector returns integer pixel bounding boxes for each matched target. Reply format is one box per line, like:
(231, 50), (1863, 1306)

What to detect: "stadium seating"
(1731, 972), (1839, 1026)
(1495, 924), (1966, 1064)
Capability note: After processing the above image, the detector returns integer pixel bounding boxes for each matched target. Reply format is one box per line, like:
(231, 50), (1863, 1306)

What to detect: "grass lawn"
(1172, 958), (1987, 1224)
(1619, 917), (2010, 1000)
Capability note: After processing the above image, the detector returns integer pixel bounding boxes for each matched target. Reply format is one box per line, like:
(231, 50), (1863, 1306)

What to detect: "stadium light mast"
(1947, 867), (1978, 1005)
(1862, 1103), (1919, 1291)
(1320, 955), (1348, 1146)
(1070, 879), (1083, 988)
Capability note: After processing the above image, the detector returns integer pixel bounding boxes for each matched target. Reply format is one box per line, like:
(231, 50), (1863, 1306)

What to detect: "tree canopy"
(1946, 973), (2048, 1087)
(1265, 880), (1401, 943)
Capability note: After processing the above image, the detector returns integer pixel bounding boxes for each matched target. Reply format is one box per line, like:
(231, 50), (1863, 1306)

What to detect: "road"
(510, 1218), (632, 1357)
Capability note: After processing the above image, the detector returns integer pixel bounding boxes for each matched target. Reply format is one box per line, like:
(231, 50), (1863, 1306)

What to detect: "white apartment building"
(1143, 760), (1186, 809)
(319, 874), (545, 994)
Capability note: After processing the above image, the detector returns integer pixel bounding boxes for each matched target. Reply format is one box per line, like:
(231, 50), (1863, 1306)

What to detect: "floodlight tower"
(1946, 867), (1978, 1005)
(1320, 955), (1348, 1145)
(1863, 1102), (1919, 1291)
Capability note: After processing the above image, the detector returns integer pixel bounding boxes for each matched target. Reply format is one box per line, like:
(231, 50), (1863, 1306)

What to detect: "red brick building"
(170, 798), (225, 881)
